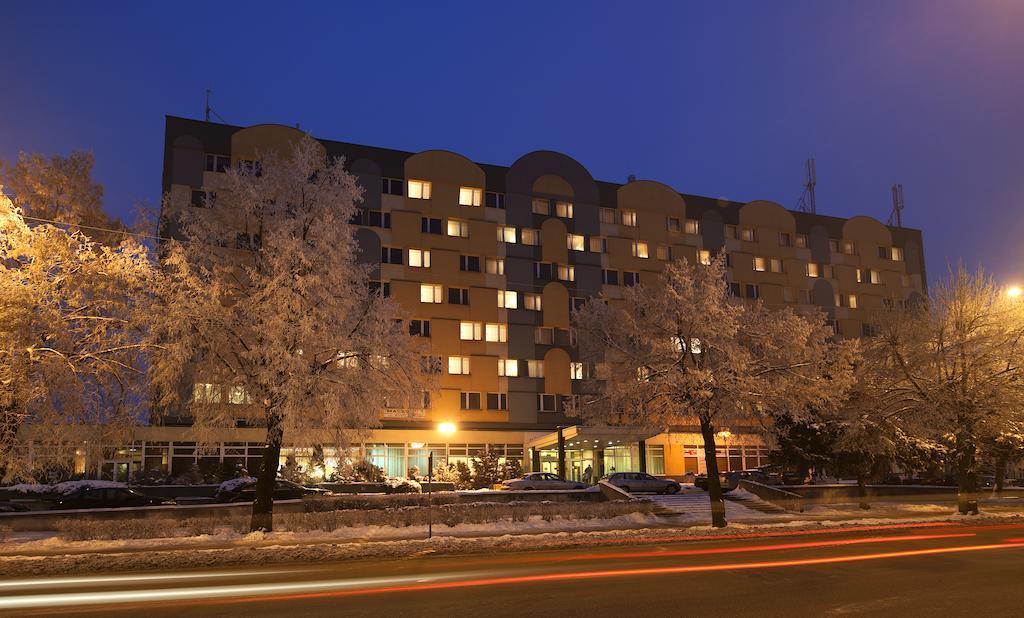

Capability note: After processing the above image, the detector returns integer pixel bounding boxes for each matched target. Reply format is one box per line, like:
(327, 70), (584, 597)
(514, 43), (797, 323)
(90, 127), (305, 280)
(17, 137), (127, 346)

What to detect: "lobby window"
(407, 179), (432, 199)
(447, 218), (470, 238)
(523, 293), (542, 311)
(460, 321), (483, 341)
(632, 241), (649, 259)
(409, 319), (431, 337)
(806, 262), (821, 278)
(408, 248), (431, 268)
(527, 360), (545, 378)
(381, 247), (403, 264)
(459, 186), (482, 207)
(770, 258), (783, 273)
(448, 287), (470, 305)
(600, 208), (616, 224)
(498, 290), (518, 309)
(557, 264), (575, 282)
(590, 237), (607, 253)
(460, 392), (481, 410)
(190, 190), (216, 208)
(460, 255), (481, 272)
(684, 219), (701, 235)
(555, 201), (574, 218)
(666, 217), (681, 233)
(698, 250), (712, 266)
(657, 245), (671, 261)
(521, 228), (540, 245)
(486, 323), (508, 342)
(795, 234), (808, 249)
(448, 356), (471, 375)
(621, 209), (638, 226)
(570, 362), (584, 380)
(485, 257), (505, 275)
(421, 217), (442, 234)
(487, 393), (508, 410)
(623, 271), (641, 287)
(382, 177), (404, 195)
(497, 225), (516, 243)
(753, 256), (767, 272)
(602, 269), (619, 285)
(532, 198), (550, 215)
(420, 284), (443, 304)
(567, 233), (585, 251)
(535, 327), (554, 344)
(537, 393), (557, 412)
(205, 154), (230, 173)
(485, 191), (505, 209)
(497, 358), (518, 377)
(778, 232), (792, 247)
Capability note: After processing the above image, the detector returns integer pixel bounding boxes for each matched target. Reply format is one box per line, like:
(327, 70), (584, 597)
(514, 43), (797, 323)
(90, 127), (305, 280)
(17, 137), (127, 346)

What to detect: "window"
(783, 287), (795, 303)
(409, 319), (431, 337)
(422, 356), (443, 374)
(570, 362), (584, 380)
(459, 186), (482, 207)
(537, 393), (557, 412)
(590, 237), (607, 253)
(666, 217), (681, 232)
(407, 179), (432, 199)
(190, 190), (216, 208)
(420, 284), (443, 303)
(770, 258), (783, 273)
(795, 234), (808, 249)
(382, 177), (404, 195)
(421, 217), (442, 234)
(778, 232), (792, 247)
(535, 327), (554, 345)
(523, 293), (541, 311)
(656, 246), (671, 261)
(460, 321), (483, 341)
(632, 241), (649, 259)
(535, 262), (553, 280)
(497, 225), (516, 243)
(806, 263), (820, 278)
(870, 269), (881, 284)
(408, 248), (430, 268)
(567, 234), (585, 251)
(753, 256), (767, 272)
(891, 246), (904, 261)
(527, 360), (545, 378)
(460, 392), (481, 410)
(843, 241), (856, 255)
(368, 280), (390, 297)
(487, 393), (508, 410)
(448, 356), (471, 375)
(623, 271), (641, 286)
(857, 268), (880, 284)
(725, 253), (732, 267)
(521, 228), (539, 245)
(532, 198), (550, 215)
(555, 201), (573, 218)
(848, 294), (859, 309)
(571, 297), (586, 311)
(485, 257), (505, 275)
(829, 239), (840, 253)
(698, 250), (712, 266)
(862, 323), (878, 337)
(485, 191), (505, 209)
(381, 247), (403, 265)
(739, 227), (756, 242)
(485, 323), (507, 342)
(685, 219), (701, 235)
(236, 233), (261, 251)
(448, 287), (470, 305)
(729, 282), (741, 297)
(745, 284), (759, 299)
(498, 290), (518, 309)
(447, 218), (469, 237)
(726, 225), (737, 239)
(602, 269), (619, 285)
(600, 208), (616, 224)
(557, 264), (575, 282)
(193, 383), (221, 404)
(621, 210), (638, 226)
(205, 154), (230, 173)
(497, 358), (518, 377)
(460, 255), (481, 272)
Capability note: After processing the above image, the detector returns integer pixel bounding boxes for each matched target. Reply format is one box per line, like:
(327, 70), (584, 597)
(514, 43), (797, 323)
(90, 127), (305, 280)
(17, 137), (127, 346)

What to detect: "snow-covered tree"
(149, 136), (431, 531)
(865, 266), (1024, 513)
(0, 190), (154, 481)
(572, 256), (855, 526)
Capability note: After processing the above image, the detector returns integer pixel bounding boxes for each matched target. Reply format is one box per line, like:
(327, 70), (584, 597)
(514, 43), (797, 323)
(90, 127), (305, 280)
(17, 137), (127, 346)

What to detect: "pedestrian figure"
(583, 464), (593, 484)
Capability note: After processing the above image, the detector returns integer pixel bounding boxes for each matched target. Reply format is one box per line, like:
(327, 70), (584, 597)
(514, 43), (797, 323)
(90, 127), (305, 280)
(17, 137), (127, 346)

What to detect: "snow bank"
(7, 480), (126, 495)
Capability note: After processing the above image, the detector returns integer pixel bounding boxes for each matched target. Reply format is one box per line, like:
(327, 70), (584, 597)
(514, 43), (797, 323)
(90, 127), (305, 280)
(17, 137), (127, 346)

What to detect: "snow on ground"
(7, 480), (126, 495)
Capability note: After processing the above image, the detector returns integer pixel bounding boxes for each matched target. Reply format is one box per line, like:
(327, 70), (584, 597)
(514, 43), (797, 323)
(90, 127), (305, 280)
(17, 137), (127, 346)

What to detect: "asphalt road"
(4, 521), (1024, 617)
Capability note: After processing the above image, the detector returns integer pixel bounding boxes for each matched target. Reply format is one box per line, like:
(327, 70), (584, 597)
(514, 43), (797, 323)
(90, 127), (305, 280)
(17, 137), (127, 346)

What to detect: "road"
(3, 521), (1024, 617)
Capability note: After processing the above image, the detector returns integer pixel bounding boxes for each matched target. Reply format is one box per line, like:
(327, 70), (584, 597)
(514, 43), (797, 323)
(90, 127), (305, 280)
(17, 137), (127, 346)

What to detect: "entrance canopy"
(526, 425), (660, 451)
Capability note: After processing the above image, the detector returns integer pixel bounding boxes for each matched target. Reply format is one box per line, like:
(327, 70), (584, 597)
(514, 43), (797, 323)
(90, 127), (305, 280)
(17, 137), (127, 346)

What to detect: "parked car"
(501, 473), (586, 491)
(727, 469), (782, 486)
(604, 472), (681, 494)
(214, 479), (328, 503)
(48, 487), (171, 510)
(694, 473), (739, 493)
(0, 501), (31, 513)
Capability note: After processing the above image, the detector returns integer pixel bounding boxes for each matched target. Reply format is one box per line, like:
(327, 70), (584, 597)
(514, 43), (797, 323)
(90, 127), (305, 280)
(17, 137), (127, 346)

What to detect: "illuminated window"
(891, 247), (904, 262)
(666, 217), (681, 232)
(192, 383), (221, 404)
(557, 264), (575, 282)
(570, 362), (584, 380)
(448, 356), (471, 375)
(567, 234), (585, 251)
(498, 358), (518, 377)
(497, 225), (516, 243)
(460, 321), (483, 341)
(407, 179), (432, 199)
(527, 360), (545, 378)
(753, 257), (767, 272)
(523, 293), (542, 311)
(590, 237), (606, 253)
(555, 201), (574, 218)
(656, 245), (671, 261)
(795, 234), (808, 249)
(447, 219), (469, 237)
(806, 263), (820, 278)
(532, 199), (550, 215)
(621, 210), (638, 226)
(485, 323), (507, 342)
(408, 249), (430, 268)
(521, 228), (539, 245)
(698, 250), (712, 266)
(848, 294), (859, 309)
(684, 219), (701, 235)
(871, 270), (881, 284)
(420, 284), (443, 303)
(459, 186), (482, 207)
(843, 241), (856, 255)
(600, 208), (616, 224)
(632, 241), (649, 258)
(485, 258), (505, 275)
(497, 290), (518, 309)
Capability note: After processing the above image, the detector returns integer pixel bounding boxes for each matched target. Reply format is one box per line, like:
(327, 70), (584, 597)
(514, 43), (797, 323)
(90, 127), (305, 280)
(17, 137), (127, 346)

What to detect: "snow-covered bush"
(216, 476), (256, 494)
(173, 464), (204, 486)
(383, 478), (422, 494)
(352, 459), (385, 483)
(8, 480), (126, 495)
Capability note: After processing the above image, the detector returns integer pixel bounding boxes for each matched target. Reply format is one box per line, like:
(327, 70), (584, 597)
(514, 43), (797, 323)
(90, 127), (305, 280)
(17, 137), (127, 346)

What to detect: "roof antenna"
(888, 183), (905, 227)
(204, 89), (228, 124)
(796, 158), (817, 214)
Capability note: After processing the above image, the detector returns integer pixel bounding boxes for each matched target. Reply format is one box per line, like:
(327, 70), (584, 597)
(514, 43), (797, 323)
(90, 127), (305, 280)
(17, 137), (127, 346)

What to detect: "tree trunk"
(856, 472), (871, 510)
(995, 454), (1007, 493)
(699, 418), (727, 528)
(250, 411), (284, 532)
(955, 439), (979, 515)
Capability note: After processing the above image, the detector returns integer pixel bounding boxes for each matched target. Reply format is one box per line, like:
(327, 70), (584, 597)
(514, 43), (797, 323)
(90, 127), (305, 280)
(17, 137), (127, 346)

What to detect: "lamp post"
(716, 430), (732, 472)
(428, 422), (456, 540)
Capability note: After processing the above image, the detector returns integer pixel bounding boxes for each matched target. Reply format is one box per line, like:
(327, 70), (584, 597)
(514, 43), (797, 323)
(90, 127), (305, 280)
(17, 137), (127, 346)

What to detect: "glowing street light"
(437, 421), (457, 435)
(1007, 286), (1022, 299)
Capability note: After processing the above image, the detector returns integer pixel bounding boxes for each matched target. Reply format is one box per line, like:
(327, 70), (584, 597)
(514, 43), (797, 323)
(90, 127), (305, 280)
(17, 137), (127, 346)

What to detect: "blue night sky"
(2, 1), (1023, 284)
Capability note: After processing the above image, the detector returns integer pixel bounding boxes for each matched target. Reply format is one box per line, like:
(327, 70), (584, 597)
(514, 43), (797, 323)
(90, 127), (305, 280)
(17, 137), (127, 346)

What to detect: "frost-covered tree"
(0, 191), (154, 481)
(149, 136), (430, 531)
(572, 256), (855, 526)
(865, 266), (1024, 513)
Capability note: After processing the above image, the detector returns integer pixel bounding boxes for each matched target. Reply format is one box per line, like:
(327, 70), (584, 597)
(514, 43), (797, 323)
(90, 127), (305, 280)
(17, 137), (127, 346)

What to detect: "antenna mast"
(204, 89), (227, 124)
(888, 183), (905, 227)
(796, 158), (817, 214)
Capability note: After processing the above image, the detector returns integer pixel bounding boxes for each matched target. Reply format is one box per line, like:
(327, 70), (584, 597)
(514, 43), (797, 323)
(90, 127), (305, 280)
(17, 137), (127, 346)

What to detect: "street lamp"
(1007, 286), (1022, 299)
(428, 422), (457, 539)
(437, 421), (457, 435)
(716, 430), (732, 472)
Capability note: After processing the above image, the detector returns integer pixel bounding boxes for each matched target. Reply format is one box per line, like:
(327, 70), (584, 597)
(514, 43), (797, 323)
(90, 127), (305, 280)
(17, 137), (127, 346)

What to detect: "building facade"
(142, 115), (928, 483)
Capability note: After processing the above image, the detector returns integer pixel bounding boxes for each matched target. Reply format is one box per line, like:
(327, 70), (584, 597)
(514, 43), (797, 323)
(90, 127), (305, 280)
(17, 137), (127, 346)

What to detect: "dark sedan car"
(48, 487), (170, 510)
(694, 473), (739, 493)
(214, 479), (327, 503)
(604, 472), (681, 494)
